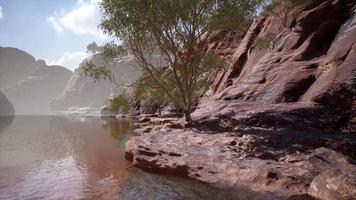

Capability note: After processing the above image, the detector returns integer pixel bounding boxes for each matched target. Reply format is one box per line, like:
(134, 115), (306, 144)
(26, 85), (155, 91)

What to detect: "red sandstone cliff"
(192, 0), (355, 133)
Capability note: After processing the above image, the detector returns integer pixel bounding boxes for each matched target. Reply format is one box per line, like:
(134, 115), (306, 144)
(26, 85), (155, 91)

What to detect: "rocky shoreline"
(125, 117), (355, 200)
(123, 0), (356, 199)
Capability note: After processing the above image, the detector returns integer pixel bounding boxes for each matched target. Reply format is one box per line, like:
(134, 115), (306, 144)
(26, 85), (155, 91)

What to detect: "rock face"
(0, 90), (14, 116)
(127, 120), (356, 199)
(0, 90), (15, 133)
(0, 47), (39, 88)
(0, 47), (72, 115)
(125, 1), (356, 199)
(50, 54), (140, 113)
(194, 0), (356, 133)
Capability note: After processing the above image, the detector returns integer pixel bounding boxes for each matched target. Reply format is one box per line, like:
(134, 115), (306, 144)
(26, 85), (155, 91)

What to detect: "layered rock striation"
(196, 0), (356, 133)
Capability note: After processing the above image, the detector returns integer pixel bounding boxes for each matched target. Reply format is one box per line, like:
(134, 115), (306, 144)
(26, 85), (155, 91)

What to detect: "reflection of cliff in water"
(0, 91), (15, 133)
(0, 116), (135, 199)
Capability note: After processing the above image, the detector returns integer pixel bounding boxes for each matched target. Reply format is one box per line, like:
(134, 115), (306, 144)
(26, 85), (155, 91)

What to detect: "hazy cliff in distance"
(0, 47), (72, 115)
(50, 53), (140, 113)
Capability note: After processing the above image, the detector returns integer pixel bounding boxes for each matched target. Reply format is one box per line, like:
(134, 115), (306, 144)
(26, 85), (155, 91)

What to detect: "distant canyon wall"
(0, 47), (141, 115)
(0, 47), (72, 115)
(50, 54), (140, 112)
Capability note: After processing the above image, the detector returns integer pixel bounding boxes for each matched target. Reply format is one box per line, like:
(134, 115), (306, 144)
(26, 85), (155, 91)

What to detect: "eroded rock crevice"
(280, 75), (316, 102)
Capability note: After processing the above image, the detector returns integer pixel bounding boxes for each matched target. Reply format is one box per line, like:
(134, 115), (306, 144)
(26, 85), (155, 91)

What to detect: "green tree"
(86, 41), (101, 54)
(133, 70), (168, 115)
(81, 42), (132, 115)
(97, 0), (260, 124)
(262, 0), (311, 28)
(103, 92), (130, 114)
(81, 42), (128, 83)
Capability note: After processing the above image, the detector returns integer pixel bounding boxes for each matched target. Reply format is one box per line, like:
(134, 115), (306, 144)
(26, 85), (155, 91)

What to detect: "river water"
(0, 115), (271, 200)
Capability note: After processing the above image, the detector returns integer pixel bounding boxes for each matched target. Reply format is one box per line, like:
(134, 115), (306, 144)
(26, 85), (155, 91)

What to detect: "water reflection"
(0, 116), (133, 200)
(101, 117), (132, 143)
(0, 115), (14, 133)
(0, 116), (279, 200)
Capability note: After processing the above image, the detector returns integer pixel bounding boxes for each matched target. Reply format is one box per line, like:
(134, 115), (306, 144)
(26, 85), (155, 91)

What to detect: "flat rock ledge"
(125, 121), (356, 200)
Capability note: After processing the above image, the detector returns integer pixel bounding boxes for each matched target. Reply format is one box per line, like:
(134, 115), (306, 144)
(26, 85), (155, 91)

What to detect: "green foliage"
(103, 92), (130, 114)
(99, 0), (252, 123)
(100, 42), (128, 60)
(86, 41), (101, 53)
(133, 69), (172, 106)
(253, 33), (278, 50)
(81, 42), (132, 114)
(100, 0), (261, 41)
(81, 41), (128, 82)
(261, 0), (312, 27)
(80, 60), (112, 82)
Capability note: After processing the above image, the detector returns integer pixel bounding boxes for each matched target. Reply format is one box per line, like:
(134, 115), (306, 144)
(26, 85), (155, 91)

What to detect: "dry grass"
(320, 62), (339, 72)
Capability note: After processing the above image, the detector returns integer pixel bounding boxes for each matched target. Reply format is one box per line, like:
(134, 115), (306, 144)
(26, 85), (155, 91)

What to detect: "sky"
(0, 0), (112, 71)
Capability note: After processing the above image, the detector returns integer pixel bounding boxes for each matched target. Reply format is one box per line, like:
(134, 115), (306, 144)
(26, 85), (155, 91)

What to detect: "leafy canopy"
(98, 0), (261, 123)
(86, 41), (101, 54)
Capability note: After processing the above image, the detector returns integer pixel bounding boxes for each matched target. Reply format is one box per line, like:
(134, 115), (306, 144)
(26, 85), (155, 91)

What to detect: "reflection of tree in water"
(101, 117), (132, 146)
(46, 115), (135, 199)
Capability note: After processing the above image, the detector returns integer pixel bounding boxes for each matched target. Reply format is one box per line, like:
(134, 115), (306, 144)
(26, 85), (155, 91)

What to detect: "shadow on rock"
(0, 90), (15, 133)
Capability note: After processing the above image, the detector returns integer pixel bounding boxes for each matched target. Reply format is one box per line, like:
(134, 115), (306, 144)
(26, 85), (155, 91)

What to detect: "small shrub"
(103, 92), (130, 114)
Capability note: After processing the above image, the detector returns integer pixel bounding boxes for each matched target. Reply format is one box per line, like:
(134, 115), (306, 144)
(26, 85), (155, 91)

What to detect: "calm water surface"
(0, 116), (277, 200)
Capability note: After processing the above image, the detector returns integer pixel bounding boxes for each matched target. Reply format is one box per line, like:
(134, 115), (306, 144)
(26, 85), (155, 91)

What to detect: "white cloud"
(0, 6), (3, 19)
(47, 51), (88, 71)
(47, 0), (106, 38)
(47, 16), (63, 33)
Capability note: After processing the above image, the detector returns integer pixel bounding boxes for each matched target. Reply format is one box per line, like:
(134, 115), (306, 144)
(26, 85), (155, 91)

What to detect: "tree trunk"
(184, 111), (193, 125)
